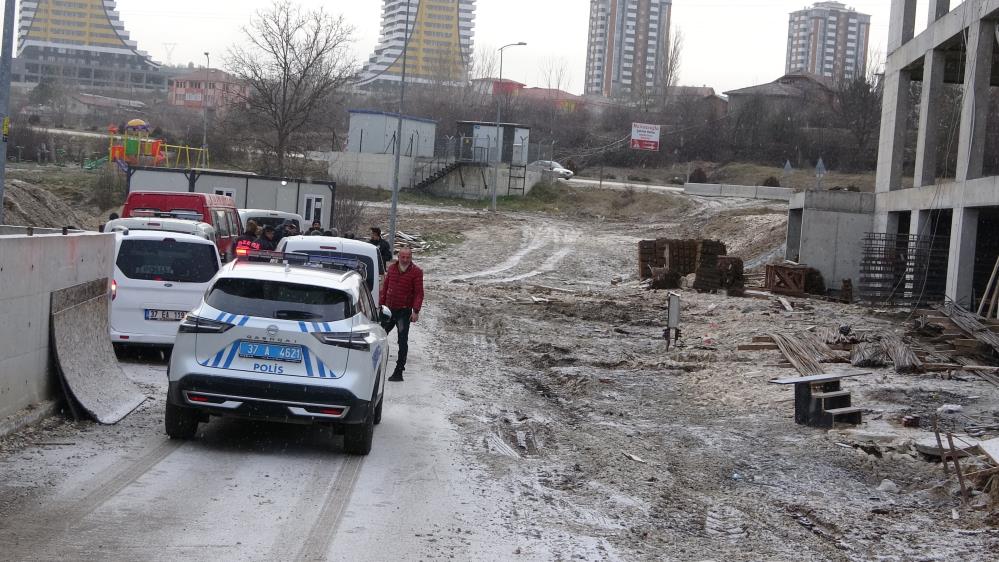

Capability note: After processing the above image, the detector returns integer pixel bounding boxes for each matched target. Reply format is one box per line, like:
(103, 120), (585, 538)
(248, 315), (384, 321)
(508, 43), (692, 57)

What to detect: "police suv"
(166, 251), (389, 455)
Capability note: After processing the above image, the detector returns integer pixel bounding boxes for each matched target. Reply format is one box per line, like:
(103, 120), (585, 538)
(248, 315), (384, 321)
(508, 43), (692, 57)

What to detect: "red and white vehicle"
(121, 192), (242, 259)
(111, 230), (221, 346)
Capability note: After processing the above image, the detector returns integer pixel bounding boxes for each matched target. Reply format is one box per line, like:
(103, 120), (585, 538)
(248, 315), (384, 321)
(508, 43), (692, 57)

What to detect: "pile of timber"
(938, 302), (999, 354)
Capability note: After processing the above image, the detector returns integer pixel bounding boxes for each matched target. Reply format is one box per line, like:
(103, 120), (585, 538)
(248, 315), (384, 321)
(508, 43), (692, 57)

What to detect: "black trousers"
(381, 308), (412, 373)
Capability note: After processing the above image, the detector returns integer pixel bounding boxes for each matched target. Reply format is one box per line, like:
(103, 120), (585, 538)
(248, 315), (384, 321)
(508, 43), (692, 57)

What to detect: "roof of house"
(73, 93), (146, 109)
(723, 73), (832, 98)
(517, 87), (581, 101)
(169, 68), (241, 84)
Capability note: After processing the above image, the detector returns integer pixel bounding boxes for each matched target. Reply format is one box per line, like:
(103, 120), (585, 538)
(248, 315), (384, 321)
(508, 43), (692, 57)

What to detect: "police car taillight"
(312, 331), (370, 351)
(178, 314), (234, 334)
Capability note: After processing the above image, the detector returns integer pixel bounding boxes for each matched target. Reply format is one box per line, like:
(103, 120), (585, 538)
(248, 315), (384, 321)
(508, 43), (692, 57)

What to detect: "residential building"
(358, 0), (476, 87)
(786, 2), (871, 85)
(12, 0), (166, 90)
(168, 69), (249, 111)
(584, 0), (673, 99)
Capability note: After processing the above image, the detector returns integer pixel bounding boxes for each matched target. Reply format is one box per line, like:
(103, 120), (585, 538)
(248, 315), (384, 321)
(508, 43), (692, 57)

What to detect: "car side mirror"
(380, 306), (391, 323)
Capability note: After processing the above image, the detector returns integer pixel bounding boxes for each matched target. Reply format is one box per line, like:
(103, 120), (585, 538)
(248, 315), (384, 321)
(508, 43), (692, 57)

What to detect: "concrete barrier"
(0, 228), (114, 424)
(50, 280), (146, 423)
(684, 183), (793, 202)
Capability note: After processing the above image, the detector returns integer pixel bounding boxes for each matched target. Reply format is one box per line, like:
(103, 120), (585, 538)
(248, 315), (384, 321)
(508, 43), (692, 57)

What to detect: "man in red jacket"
(379, 247), (424, 381)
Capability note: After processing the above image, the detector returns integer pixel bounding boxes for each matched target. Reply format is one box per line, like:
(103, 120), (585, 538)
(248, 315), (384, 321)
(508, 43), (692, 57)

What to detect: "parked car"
(276, 235), (382, 305)
(122, 192), (243, 259)
(238, 209), (304, 233)
(104, 217), (217, 245)
(111, 230), (222, 347)
(165, 251), (390, 455)
(529, 160), (574, 180)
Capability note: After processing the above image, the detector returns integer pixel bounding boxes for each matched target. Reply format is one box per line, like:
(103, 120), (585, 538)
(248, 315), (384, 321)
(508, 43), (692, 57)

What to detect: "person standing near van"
(235, 220), (261, 254)
(379, 247), (423, 382)
(369, 227), (393, 273)
(257, 225), (278, 251)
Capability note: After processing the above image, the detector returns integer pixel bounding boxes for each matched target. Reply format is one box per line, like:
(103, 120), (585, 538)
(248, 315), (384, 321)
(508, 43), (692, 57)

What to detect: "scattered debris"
(622, 452), (648, 464)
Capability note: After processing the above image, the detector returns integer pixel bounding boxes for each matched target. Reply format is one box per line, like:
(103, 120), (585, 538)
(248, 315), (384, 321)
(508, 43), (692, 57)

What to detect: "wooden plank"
(771, 372), (868, 385)
(739, 343), (780, 351)
(812, 390), (850, 399)
(825, 406), (863, 416)
(752, 336), (775, 343)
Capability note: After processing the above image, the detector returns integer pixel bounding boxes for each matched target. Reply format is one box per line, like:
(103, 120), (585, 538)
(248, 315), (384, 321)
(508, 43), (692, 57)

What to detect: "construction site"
(1, 1), (999, 560)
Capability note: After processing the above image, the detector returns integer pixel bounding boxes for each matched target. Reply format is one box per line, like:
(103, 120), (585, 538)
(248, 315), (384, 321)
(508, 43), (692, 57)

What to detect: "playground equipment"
(107, 119), (209, 171)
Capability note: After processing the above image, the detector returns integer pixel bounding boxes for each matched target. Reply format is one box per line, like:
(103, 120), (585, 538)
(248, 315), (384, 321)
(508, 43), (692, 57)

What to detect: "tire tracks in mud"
(445, 221), (581, 284)
(0, 438), (183, 557)
(291, 455), (364, 562)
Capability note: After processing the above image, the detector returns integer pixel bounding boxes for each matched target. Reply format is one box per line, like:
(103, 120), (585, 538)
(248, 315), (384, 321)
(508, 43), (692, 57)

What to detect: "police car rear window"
(250, 216), (300, 231)
(206, 278), (354, 322)
(116, 239), (218, 283)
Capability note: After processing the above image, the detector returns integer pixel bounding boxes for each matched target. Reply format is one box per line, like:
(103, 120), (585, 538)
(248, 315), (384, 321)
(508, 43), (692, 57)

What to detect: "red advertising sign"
(630, 122), (661, 152)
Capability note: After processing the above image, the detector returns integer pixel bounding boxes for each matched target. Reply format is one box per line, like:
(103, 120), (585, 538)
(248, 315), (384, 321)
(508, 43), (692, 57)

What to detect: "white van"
(238, 209), (305, 232)
(111, 230), (222, 346)
(276, 236), (382, 305)
(105, 217), (217, 243)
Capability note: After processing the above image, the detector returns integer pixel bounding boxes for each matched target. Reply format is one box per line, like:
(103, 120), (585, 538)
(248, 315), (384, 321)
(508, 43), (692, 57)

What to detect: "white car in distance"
(111, 230), (221, 347)
(277, 235), (383, 305)
(165, 251), (390, 455)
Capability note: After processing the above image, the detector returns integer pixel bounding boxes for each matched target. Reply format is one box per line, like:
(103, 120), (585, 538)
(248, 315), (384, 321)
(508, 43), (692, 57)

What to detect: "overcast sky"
(12, 1), (938, 93)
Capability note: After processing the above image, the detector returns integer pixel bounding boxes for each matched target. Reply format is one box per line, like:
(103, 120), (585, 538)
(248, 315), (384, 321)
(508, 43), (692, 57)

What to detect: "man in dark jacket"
(257, 225), (278, 251)
(234, 220), (261, 255)
(379, 247), (423, 381)
(369, 227), (393, 273)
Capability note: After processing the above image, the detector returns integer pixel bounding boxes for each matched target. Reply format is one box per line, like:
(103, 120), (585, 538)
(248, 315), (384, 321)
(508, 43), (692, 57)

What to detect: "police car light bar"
(239, 250), (367, 277)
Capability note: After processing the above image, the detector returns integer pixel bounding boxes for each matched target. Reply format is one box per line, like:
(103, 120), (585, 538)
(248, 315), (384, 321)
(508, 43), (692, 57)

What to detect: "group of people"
(233, 219), (338, 253)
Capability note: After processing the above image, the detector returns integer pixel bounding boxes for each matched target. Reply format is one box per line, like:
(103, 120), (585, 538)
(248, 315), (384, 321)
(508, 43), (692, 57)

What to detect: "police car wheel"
(373, 397), (383, 425)
(343, 408), (374, 455)
(165, 402), (199, 439)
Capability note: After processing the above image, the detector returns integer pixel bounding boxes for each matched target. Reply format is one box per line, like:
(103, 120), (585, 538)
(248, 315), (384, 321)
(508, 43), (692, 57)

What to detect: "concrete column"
(875, 69), (912, 193)
(956, 19), (996, 182)
(929, 0), (950, 26)
(888, 0), (918, 52)
(914, 49), (945, 187)
(910, 209), (930, 238)
(946, 207), (979, 308)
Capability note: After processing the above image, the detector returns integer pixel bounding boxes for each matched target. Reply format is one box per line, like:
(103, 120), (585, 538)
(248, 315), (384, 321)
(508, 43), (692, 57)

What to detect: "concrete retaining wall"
(315, 152), (416, 191)
(684, 183), (793, 201)
(0, 230), (114, 422)
(430, 165), (543, 200)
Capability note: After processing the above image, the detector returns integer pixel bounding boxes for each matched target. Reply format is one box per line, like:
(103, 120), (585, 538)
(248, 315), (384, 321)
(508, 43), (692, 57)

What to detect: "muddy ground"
(1, 187), (997, 560)
(373, 193), (999, 560)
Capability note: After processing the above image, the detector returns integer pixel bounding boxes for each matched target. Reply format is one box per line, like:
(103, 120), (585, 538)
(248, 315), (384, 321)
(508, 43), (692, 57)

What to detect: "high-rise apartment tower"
(786, 2), (871, 85)
(584, 0), (673, 99)
(13, 0), (164, 90)
(359, 0), (476, 87)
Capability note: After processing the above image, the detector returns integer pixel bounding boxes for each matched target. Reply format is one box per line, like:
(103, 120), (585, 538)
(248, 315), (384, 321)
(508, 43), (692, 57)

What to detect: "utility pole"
(492, 42), (526, 212)
(0, 0), (16, 225)
(202, 52), (210, 154)
(388, 0), (412, 250)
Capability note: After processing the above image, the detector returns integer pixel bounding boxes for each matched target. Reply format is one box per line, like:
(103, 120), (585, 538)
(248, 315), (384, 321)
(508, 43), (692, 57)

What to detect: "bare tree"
(226, 1), (356, 175)
(658, 28), (684, 113)
(832, 51), (883, 170)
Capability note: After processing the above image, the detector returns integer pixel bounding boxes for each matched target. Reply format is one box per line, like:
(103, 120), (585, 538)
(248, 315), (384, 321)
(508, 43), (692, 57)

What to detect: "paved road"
(566, 177), (685, 194)
(0, 325), (528, 560)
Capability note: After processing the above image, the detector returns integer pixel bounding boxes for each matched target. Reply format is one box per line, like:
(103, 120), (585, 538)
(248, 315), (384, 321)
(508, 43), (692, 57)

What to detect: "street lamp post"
(491, 41), (526, 212)
(0, 0), (16, 225)
(388, 0), (413, 250)
(202, 52), (210, 155)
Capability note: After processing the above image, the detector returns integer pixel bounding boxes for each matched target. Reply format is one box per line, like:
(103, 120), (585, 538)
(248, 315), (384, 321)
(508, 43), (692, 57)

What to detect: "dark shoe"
(388, 372), (404, 382)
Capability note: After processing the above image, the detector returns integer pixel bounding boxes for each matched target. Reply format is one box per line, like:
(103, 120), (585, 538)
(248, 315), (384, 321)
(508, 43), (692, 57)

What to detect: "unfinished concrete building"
(789, 1), (999, 307)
